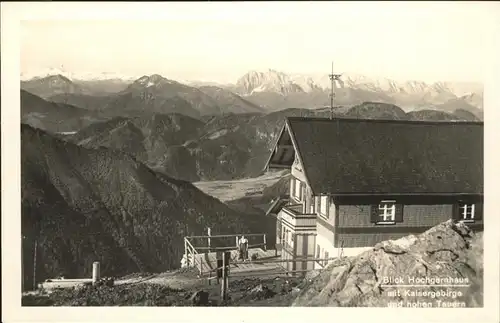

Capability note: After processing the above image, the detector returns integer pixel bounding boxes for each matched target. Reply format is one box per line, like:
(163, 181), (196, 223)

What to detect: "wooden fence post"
(207, 228), (211, 253)
(221, 251), (230, 302)
(263, 234), (267, 251)
(216, 251), (222, 285)
(184, 238), (188, 267)
(92, 261), (101, 286)
(33, 239), (37, 290)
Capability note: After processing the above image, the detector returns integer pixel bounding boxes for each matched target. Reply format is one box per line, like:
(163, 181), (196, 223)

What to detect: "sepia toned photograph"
(2, 1), (498, 319)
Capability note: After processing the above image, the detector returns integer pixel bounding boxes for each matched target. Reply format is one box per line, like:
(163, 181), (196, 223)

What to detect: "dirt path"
(25, 268), (304, 307)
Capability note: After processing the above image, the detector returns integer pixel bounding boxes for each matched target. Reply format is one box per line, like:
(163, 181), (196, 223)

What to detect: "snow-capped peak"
(130, 74), (178, 90)
(236, 69), (307, 96)
(234, 69), (483, 102)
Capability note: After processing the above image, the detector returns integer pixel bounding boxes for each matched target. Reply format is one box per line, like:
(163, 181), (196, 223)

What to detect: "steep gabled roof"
(283, 117), (483, 196)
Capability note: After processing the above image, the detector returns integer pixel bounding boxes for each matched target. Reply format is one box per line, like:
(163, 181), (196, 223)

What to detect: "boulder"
(293, 220), (483, 307)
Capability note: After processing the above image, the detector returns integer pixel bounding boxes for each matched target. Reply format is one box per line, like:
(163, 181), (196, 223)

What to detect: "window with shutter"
(459, 203), (475, 222)
(373, 200), (397, 224)
(324, 251), (329, 266)
(474, 203), (483, 221)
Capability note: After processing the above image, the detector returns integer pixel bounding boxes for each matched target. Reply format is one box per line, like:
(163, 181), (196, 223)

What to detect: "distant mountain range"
(21, 69), (483, 120)
(229, 69), (483, 115)
(22, 74), (263, 119)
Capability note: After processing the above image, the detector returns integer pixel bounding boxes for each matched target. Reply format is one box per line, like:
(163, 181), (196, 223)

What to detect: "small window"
(324, 251), (329, 266)
(320, 196), (329, 218)
(316, 245), (320, 258)
(459, 203), (475, 222)
(294, 179), (302, 201)
(377, 200), (396, 224)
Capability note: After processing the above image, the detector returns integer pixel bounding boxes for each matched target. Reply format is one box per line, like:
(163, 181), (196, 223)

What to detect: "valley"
(193, 170), (286, 202)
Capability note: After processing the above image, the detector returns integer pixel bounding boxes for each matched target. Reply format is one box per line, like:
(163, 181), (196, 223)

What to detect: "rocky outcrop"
(293, 220), (483, 307)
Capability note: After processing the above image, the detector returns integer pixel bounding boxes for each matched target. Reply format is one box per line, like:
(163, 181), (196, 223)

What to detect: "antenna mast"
(328, 62), (342, 119)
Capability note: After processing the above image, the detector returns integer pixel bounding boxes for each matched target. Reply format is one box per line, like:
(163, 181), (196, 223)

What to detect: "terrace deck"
(192, 248), (285, 277)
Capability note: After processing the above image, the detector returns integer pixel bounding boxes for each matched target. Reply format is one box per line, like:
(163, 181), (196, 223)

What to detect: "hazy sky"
(19, 2), (498, 84)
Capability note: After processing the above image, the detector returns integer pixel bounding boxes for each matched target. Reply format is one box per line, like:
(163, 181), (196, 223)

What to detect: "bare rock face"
(293, 220), (483, 307)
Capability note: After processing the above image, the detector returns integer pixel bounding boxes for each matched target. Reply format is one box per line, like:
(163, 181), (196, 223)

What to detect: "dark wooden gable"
(265, 123), (296, 169)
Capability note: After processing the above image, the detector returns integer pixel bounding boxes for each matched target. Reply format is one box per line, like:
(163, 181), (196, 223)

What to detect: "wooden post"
(216, 251), (222, 285)
(189, 246), (193, 269)
(92, 261), (101, 286)
(207, 228), (211, 253)
(263, 234), (267, 251)
(184, 238), (188, 267)
(221, 251), (230, 302)
(33, 239), (37, 290)
(235, 236), (238, 248)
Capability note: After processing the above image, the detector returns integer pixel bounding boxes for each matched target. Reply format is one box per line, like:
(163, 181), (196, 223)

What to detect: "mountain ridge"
(21, 69), (484, 120)
(62, 102), (480, 183)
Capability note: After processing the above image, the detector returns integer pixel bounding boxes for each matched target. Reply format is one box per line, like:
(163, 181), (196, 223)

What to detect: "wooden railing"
(282, 203), (317, 217)
(183, 233), (268, 276)
(184, 237), (205, 276)
(185, 233), (268, 252)
(204, 255), (338, 275)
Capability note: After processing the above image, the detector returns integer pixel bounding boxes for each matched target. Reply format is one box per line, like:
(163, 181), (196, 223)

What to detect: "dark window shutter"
(370, 205), (379, 223)
(291, 178), (296, 196)
(474, 203), (483, 221)
(395, 204), (404, 223)
(452, 203), (461, 221)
